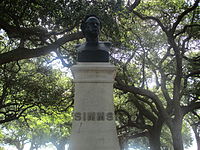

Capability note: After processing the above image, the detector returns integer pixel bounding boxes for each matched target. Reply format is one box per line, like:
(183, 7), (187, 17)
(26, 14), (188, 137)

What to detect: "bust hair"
(81, 15), (102, 36)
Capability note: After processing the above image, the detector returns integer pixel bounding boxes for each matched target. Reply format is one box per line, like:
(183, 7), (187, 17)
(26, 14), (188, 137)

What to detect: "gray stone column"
(69, 62), (120, 150)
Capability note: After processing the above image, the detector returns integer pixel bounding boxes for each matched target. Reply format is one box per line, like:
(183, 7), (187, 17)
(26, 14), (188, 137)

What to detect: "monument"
(69, 15), (120, 150)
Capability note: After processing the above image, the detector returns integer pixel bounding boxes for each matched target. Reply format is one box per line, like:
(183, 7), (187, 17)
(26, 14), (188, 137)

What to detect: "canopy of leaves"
(0, 0), (200, 150)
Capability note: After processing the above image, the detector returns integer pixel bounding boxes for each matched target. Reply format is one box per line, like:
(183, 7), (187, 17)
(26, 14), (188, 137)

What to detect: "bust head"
(77, 15), (110, 62)
(81, 15), (101, 43)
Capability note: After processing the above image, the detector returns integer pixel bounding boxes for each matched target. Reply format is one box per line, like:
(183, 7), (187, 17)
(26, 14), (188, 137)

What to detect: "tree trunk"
(52, 139), (67, 150)
(192, 123), (200, 150)
(29, 143), (33, 150)
(15, 142), (24, 150)
(16, 146), (23, 150)
(149, 121), (163, 150)
(29, 142), (39, 150)
(55, 144), (66, 150)
(170, 120), (184, 150)
(118, 135), (128, 150)
(149, 133), (161, 150)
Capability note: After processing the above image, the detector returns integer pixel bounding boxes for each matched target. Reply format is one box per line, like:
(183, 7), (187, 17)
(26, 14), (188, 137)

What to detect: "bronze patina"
(77, 15), (110, 62)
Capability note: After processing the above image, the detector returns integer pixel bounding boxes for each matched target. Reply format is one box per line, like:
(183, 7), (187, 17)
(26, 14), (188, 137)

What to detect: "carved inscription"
(74, 112), (114, 121)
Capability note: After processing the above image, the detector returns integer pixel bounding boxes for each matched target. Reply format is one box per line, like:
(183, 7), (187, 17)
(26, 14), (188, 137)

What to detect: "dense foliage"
(0, 0), (199, 150)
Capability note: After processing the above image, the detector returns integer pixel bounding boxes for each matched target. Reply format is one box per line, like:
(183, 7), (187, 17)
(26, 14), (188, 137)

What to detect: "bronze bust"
(77, 15), (110, 62)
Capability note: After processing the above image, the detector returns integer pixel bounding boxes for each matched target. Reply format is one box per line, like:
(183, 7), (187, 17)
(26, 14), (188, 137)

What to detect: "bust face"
(84, 17), (100, 39)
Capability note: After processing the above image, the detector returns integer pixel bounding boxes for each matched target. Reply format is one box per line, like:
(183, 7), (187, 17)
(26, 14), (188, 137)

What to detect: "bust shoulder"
(77, 41), (112, 52)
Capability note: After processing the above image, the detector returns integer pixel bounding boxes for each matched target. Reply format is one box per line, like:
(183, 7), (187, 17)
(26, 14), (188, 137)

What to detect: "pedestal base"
(69, 63), (120, 150)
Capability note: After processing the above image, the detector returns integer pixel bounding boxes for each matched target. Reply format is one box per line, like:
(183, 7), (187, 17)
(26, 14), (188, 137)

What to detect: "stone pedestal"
(69, 62), (120, 150)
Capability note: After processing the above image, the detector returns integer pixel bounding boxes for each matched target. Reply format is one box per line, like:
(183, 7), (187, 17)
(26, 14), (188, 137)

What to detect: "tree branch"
(0, 19), (76, 39)
(186, 70), (200, 78)
(175, 24), (200, 37)
(135, 95), (159, 116)
(114, 76), (168, 120)
(0, 32), (83, 65)
(171, 0), (200, 33)
(147, 56), (172, 103)
(131, 96), (157, 124)
(127, 0), (141, 11)
(116, 109), (149, 130)
(128, 131), (149, 139)
(131, 11), (167, 33)
(182, 102), (200, 116)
